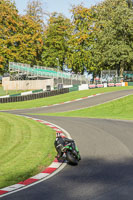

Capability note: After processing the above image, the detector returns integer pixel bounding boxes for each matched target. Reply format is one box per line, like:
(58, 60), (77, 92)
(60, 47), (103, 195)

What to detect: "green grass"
(0, 113), (56, 189)
(1, 86), (133, 110)
(0, 85), (29, 97)
(0, 87), (133, 189)
(34, 94), (133, 121)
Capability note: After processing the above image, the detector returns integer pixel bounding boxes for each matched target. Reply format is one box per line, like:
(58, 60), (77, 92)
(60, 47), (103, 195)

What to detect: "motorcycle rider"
(54, 133), (81, 161)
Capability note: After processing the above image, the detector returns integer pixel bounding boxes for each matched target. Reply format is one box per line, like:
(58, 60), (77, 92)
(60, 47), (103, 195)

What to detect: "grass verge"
(0, 113), (56, 189)
(0, 86), (133, 110)
(34, 94), (133, 121)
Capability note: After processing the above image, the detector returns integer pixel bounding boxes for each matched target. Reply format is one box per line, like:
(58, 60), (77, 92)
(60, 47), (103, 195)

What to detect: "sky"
(14, 0), (103, 19)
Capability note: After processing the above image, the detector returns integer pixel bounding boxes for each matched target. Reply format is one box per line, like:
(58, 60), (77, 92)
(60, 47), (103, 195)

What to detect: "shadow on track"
(58, 157), (133, 200)
(5, 157), (133, 200)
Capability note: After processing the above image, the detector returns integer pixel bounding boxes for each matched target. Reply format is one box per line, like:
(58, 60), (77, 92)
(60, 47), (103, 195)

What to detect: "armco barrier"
(97, 84), (104, 88)
(69, 85), (79, 92)
(32, 89), (43, 93)
(9, 93), (21, 97)
(89, 84), (96, 89)
(115, 83), (122, 87)
(79, 84), (88, 91)
(108, 83), (115, 87)
(127, 82), (133, 86)
(0, 88), (69, 104)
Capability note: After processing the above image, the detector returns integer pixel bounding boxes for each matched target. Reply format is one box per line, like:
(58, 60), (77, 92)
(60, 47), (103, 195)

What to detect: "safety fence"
(0, 88), (69, 104)
(0, 81), (130, 103)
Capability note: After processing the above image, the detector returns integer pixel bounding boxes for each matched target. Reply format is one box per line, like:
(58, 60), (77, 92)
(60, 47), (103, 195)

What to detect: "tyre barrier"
(0, 88), (69, 104)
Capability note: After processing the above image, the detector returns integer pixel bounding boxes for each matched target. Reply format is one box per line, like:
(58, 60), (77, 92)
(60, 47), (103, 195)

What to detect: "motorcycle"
(54, 133), (81, 165)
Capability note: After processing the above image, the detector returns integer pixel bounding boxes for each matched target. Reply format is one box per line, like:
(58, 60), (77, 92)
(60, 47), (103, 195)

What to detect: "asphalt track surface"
(1, 89), (133, 200)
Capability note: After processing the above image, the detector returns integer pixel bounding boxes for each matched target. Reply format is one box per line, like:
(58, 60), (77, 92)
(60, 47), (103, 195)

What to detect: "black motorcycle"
(54, 134), (81, 165)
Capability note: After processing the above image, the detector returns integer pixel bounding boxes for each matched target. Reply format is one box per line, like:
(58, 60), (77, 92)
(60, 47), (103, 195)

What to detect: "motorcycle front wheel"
(66, 151), (78, 165)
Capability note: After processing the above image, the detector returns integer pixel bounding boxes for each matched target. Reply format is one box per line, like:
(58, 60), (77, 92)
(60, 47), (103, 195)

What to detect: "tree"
(25, 0), (46, 27)
(0, 0), (20, 74)
(0, 0), (44, 73)
(66, 5), (95, 74)
(90, 0), (133, 76)
(15, 15), (43, 66)
(41, 12), (71, 70)
(127, 0), (133, 8)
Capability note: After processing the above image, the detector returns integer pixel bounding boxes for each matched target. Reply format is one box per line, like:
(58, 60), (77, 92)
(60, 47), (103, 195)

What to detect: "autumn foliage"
(0, 0), (133, 75)
(0, 0), (43, 73)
